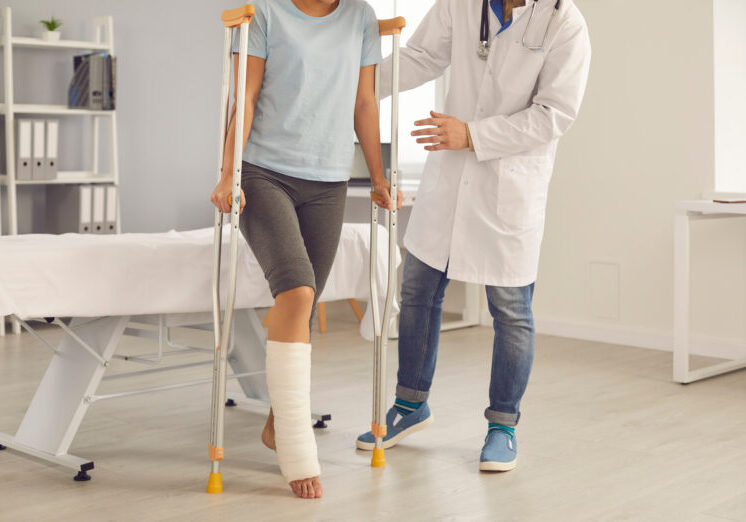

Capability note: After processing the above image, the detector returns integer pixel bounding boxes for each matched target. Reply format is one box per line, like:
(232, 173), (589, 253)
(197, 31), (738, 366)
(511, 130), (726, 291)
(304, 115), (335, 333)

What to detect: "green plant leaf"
(40, 17), (62, 31)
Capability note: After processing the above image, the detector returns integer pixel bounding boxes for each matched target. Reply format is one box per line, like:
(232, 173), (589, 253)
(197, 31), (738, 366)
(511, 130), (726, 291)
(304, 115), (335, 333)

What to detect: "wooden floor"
(1, 305), (745, 521)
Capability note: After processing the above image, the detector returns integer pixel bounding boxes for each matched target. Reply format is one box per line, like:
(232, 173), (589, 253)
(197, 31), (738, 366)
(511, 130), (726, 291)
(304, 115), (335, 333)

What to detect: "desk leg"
(0, 316), (129, 479)
(673, 212), (691, 383)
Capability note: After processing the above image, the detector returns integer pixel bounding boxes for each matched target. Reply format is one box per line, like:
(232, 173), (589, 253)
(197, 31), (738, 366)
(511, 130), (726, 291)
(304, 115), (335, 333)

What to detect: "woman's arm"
(354, 65), (401, 210)
(210, 54), (266, 214)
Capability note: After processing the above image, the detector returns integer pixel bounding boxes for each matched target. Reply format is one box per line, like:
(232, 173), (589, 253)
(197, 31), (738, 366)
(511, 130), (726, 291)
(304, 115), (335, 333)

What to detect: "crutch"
(207, 4), (254, 495)
(369, 16), (406, 469)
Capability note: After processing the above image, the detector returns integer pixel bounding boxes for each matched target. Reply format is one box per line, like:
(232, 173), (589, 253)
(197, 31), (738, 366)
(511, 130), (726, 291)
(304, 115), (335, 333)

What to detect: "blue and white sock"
(394, 398), (422, 416)
(488, 423), (515, 436)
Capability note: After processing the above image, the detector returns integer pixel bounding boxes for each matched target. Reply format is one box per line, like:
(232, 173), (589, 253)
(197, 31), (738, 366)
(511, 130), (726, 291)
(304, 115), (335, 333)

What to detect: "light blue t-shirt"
(231, 0), (382, 182)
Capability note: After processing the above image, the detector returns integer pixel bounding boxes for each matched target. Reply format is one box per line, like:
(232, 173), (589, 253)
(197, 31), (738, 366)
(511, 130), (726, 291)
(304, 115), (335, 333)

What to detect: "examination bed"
(0, 223), (400, 480)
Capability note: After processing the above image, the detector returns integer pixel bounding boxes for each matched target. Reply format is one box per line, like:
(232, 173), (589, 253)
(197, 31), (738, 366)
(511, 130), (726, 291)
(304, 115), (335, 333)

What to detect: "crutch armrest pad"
(222, 4), (255, 27)
(378, 17), (406, 35)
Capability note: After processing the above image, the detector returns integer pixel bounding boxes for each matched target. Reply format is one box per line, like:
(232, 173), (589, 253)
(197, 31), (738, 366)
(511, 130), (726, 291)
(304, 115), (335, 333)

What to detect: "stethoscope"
(478, 0), (560, 59)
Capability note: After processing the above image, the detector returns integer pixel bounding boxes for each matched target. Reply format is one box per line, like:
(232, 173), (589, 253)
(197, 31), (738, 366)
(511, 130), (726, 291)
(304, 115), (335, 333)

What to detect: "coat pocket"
(493, 156), (552, 231)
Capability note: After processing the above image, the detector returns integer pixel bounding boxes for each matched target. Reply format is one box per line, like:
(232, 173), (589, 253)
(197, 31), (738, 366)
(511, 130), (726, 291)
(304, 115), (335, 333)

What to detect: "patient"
(210, 0), (396, 499)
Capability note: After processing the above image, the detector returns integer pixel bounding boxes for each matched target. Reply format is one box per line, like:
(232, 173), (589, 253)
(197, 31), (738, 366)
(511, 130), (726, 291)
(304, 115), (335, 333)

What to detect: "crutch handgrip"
(221, 4), (255, 27)
(378, 17), (406, 35)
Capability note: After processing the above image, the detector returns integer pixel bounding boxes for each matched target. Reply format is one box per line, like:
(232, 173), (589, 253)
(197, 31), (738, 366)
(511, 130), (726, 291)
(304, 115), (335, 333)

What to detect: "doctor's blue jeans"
(395, 252), (535, 427)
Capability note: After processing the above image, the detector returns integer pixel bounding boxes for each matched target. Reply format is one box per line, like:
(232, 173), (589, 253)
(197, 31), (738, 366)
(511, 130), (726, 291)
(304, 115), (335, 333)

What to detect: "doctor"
(357, 0), (591, 471)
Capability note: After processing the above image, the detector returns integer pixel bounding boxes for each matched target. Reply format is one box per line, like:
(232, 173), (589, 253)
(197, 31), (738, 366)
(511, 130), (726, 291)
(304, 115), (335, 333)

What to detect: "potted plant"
(40, 17), (62, 41)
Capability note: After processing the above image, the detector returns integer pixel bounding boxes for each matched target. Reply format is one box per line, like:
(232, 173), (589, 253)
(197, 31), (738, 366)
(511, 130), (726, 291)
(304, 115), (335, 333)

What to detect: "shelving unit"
(0, 7), (120, 336)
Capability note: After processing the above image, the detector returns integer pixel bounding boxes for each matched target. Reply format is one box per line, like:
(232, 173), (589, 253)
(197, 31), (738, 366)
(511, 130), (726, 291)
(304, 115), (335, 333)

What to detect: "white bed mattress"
(0, 223), (400, 337)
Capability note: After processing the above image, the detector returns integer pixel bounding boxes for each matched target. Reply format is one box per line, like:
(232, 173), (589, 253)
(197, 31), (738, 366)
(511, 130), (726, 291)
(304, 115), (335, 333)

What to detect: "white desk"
(346, 179), (420, 208)
(674, 200), (746, 383)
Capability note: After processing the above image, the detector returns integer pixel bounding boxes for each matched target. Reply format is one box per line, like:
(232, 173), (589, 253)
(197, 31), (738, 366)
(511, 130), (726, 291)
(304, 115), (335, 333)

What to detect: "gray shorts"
(239, 162), (348, 300)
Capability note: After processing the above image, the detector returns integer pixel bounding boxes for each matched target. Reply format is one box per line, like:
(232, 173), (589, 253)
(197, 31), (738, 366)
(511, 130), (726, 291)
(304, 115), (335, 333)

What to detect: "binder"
(89, 53), (105, 110)
(44, 120), (59, 180)
(68, 54), (90, 108)
(103, 55), (116, 110)
(105, 185), (117, 233)
(31, 120), (46, 180)
(46, 185), (92, 233)
(92, 185), (105, 233)
(16, 119), (33, 180)
(80, 185), (93, 233)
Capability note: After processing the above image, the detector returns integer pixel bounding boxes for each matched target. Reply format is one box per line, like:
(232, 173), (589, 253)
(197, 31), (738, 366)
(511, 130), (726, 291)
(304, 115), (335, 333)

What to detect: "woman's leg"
(295, 180), (348, 310)
(240, 164), (322, 498)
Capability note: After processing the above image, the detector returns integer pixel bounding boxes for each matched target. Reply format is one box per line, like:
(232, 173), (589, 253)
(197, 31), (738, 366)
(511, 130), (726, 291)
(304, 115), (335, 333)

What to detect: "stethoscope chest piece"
(477, 40), (490, 60)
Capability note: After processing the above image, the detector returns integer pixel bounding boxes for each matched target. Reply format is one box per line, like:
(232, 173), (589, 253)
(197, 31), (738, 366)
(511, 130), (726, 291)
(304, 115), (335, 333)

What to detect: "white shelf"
(0, 7), (120, 248)
(0, 104), (114, 116)
(1, 172), (115, 185)
(2, 36), (110, 51)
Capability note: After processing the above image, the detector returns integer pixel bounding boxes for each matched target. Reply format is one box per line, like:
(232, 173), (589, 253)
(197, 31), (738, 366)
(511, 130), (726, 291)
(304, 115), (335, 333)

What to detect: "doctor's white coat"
(380, 0), (591, 287)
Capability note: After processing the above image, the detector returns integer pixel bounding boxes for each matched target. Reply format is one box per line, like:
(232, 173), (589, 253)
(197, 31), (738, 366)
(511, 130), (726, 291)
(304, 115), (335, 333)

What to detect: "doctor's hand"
(371, 179), (403, 211)
(210, 176), (246, 215)
(412, 111), (469, 152)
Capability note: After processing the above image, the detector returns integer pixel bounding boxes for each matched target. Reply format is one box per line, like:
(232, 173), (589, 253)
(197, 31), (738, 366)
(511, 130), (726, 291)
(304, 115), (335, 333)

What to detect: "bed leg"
(225, 398), (237, 407)
(0, 444), (6, 450)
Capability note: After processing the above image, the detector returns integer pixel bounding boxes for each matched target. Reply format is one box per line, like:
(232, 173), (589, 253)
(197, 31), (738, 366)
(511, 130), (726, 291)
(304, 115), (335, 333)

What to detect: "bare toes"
(312, 477), (323, 498)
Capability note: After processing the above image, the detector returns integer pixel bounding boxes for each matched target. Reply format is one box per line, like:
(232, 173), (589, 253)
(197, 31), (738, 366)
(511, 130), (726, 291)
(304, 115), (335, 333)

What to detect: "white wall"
(713, 0), (746, 194)
(1, 0), (441, 234)
(532, 0), (746, 358)
(3, 0), (243, 233)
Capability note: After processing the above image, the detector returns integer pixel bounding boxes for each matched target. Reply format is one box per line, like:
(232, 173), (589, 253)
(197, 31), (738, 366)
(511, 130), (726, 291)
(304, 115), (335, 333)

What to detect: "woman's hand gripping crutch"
(207, 4), (254, 495)
(369, 16), (406, 469)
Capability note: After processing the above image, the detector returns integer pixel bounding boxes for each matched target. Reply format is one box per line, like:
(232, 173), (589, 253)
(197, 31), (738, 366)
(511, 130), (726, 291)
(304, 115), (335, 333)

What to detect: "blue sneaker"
(479, 427), (517, 471)
(356, 402), (433, 450)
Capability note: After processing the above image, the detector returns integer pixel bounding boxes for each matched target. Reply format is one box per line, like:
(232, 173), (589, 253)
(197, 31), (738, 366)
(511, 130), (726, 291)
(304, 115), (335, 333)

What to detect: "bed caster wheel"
(74, 463), (94, 482)
(313, 414), (332, 429)
(74, 470), (91, 482)
(225, 399), (237, 407)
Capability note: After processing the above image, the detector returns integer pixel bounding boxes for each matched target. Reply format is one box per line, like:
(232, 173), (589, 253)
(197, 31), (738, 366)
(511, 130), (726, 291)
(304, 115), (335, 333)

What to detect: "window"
(368, 0), (440, 178)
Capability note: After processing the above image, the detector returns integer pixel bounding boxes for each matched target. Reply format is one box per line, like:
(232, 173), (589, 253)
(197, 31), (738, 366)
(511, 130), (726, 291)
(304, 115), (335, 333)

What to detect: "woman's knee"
(275, 286), (316, 313)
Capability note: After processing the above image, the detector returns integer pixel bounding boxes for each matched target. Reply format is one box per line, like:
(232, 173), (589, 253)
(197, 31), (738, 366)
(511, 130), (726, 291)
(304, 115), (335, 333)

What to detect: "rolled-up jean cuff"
(484, 408), (520, 427)
(396, 384), (429, 403)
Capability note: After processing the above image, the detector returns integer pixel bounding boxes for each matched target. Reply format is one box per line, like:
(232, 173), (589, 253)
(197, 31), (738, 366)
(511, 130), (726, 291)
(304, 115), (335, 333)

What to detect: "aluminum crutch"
(369, 16), (406, 469)
(207, 3), (254, 495)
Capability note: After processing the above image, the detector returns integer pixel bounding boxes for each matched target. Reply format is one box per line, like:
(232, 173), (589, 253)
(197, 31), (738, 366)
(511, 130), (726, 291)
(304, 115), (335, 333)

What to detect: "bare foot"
(289, 476), (323, 499)
(261, 408), (276, 451)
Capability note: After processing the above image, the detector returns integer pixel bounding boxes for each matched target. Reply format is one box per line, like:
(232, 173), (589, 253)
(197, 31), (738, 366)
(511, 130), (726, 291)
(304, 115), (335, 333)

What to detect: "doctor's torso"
(402, 0), (590, 287)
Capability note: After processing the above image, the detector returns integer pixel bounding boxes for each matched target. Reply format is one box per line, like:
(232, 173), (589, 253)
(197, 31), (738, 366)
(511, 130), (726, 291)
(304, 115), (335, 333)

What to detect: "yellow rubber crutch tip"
(206, 472), (223, 494)
(371, 448), (386, 468)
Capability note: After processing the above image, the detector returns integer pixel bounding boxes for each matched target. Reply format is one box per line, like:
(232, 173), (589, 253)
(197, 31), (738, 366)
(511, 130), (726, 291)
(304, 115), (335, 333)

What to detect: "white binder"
(79, 185), (92, 233)
(105, 185), (117, 233)
(92, 185), (105, 234)
(31, 120), (46, 180)
(16, 119), (33, 180)
(44, 120), (59, 180)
